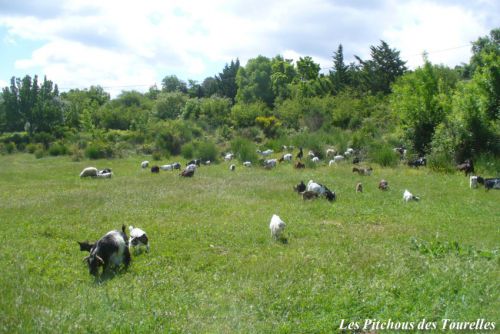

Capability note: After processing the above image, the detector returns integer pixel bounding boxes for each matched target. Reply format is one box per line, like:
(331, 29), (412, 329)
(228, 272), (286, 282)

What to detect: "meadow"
(0, 153), (498, 333)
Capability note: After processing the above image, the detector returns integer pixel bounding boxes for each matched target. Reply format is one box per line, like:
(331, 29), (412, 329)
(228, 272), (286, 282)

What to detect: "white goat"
(333, 155), (345, 163)
(311, 156), (320, 163)
(470, 176), (479, 189)
(141, 161), (149, 169)
(80, 167), (98, 178)
(269, 214), (286, 240)
(403, 189), (420, 202)
(129, 226), (150, 253)
(326, 148), (337, 157)
(160, 164), (173, 171)
(224, 153), (234, 161)
(243, 161), (252, 167)
(229, 164), (236, 171)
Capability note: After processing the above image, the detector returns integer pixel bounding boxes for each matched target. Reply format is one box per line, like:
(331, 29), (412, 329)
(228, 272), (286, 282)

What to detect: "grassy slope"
(0, 154), (498, 333)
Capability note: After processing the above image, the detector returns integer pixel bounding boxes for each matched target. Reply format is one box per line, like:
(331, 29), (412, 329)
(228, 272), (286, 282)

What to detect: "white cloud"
(0, 0), (498, 96)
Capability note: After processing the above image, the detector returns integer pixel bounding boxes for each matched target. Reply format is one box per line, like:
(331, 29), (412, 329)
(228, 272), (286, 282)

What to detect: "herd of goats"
(77, 146), (498, 278)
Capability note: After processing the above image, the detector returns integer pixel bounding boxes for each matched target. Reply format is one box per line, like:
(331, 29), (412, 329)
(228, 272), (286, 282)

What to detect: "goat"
(378, 179), (389, 191)
(326, 148), (337, 157)
(352, 167), (373, 176)
(263, 159), (277, 169)
(180, 164), (196, 177)
(403, 189), (420, 202)
(477, 177), (500, 190)
(293, 181), (306, 193)
(129, 226), (150, 253)
(79, 225), (130, 277)
(352, 157), (360, 164)
(278, 153), (293, 162)
(344, 148), (355, 157)
(302, 191), (319, 200)
(306, 180), (336, 202)
(311, 156), (320, 163)
(333, 155), (345, 163)
(393, 147), (407, 160)
(296, 147), (303, 160)
(294, 162), (305, 169)
(224, 153), (234, 161)
(187, 159), (201, 167)
(356, 182), (363, 193)
(80, 167), (98, 178)
(258, 149), (274, 156)
(96, 171), (112, 178)
(470, 175), (479, 189)
(457, 159), (474, 176)
(243, 161), (252, 167)
(172, 162), (181, 170)
(151, 166), (160, 173)
(160, 164), (173, 171)
(229, 164), (236, 171)
(269, 214), (286, 240)
(141, 161), (149, 169)
(408, 157), (426, 168)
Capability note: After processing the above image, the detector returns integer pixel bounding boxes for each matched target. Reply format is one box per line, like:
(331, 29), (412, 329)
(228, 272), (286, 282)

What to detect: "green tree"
(161, 75), (188, 93)
(216, 59), (240, 103)
(270, 55), (296, 102)
(154, 92), (187, 120)
(356, 40), (407, 94)
(391, 60), (457, 154)
(329, 44), (349, 94)
(296, 56), (320, 81)
(236, 55), (274, 107)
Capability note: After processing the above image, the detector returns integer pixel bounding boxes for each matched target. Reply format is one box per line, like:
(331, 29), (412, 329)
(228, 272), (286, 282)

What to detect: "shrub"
(369, 145), (399, 167)
(26, 143), (40, 154)
(231, 137), (259, 163)
(196, 141), (219, 162)
(34, 149), (45, 159)
(5, 142), (15, 154)
(427, 151), (455, 173)
(152, 151), (163, 161)
(48, 142), (69, 156)
(181, 143), (195, 159)
(85, 142), (113, 159)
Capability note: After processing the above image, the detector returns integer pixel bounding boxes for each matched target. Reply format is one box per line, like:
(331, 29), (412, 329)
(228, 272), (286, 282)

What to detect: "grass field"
(0, 153), (498, 333)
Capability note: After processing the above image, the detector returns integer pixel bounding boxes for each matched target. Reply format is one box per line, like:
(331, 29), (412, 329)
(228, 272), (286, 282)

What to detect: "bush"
(427, 151), (455, 173)
(26, 143), (40, 154)
(85, 142), (113, 159)
(48, 142), (68, 156)
(34, 149), (45, 159)
(369, 145), (399, 167)
(181, 143), (195, 159)
(196, 141), (219, 162)
(5, 142), (15, 154)
(152, 151), (163, 161)
(231, 137), (259, 163)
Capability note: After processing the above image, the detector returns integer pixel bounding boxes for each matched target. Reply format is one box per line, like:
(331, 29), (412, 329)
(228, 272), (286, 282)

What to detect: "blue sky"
(0, 0), (498, 96)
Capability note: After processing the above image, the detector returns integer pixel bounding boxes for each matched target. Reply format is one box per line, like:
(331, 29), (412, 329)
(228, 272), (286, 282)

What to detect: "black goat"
(456, 159), (474, 176)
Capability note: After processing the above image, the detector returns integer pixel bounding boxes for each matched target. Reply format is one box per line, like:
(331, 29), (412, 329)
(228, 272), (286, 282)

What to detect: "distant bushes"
(85, 141), (114, 159)
(231, 137), (258, 163)
(369, 144), (399, 167)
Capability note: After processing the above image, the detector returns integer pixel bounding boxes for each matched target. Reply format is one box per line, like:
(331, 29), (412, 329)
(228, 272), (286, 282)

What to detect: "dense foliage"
(1, 30), (499, 170)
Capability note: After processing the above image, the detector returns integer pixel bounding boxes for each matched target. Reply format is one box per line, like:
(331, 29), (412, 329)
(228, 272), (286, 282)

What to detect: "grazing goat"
(328, 160), (335, 166)
(187, 159), (201, 167)
(408, 157), (426, 168)
(403, 189), (420, 202)
(457, 159), (474, 176)
(160, 164), (173, 171)
(263, 159), (277, 169)
(229, 164), (236, 171)
(352, 167), (373, 176)
(296, 147), (303, 160)
(477, 177), (500, 190)
(141, 161), (149, 169)
(393, 147), (407, 160)
(378, 179), (389, 191)
(224, 153), (234, 161)
(279, 153), (293, 162)
(295, 162), (305, 169)
(269, 214), (286, 240)
(356, 182), (363, 193)
(79, 225), (130, 277)
(151, 166), (160, 173)
(129, 226), (150, 253)
(311, 156), (320, 163)
(333, 155), (345, 163)
(180, 164), (196, 177)
(306, 180), (336, 202)
(258, 149), (274, 156)
(344, 148), (355, 157)
(302, 191), (319, 200)
(293, 181), (306, 193)
(80, 167), (98, 178)
(326, 148), (337, 157)
(470, 176), (479, 189)
(243, 161), (252, 167)
(96, 171), (112, 178)
(172, 162), (181, 170)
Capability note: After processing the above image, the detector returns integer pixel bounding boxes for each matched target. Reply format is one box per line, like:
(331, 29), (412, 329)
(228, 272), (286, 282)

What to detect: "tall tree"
(356, 40), (407, 94)
(161, 75), (188, 93)
(329, 44), (349, 94)
(296, 56), (320, 81)
(235, 55), (274, 107)
(270, 55), (296, 102)
(216, 59), (240, 103)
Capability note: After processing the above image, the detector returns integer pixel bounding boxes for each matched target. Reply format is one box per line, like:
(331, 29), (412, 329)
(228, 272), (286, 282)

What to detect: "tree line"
(0, 28), (498, 169)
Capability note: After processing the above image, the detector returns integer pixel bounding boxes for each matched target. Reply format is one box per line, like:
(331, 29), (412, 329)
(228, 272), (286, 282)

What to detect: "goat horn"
(82, 255), (89, 262)
(96, 255), (104, 264)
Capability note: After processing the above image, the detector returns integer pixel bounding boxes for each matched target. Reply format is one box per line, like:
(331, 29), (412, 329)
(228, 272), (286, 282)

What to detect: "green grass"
(0, 154), (498, 333)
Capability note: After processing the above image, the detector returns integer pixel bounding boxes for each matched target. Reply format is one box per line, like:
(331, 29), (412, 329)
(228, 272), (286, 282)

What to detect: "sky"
(0, 0), (498, 97)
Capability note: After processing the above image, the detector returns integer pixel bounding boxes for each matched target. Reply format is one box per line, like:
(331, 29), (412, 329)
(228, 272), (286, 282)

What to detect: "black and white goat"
(477, 177), (500, 191)
(408, 157), (426, 168)
(78, 225), (131, 277)
(306, 180), (336, 202)
(129, 226), (150, 253)
(457, 159), (474, 176)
